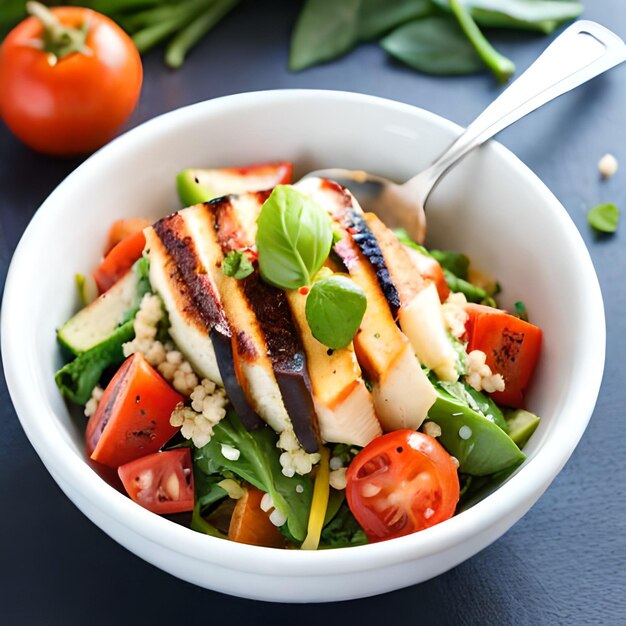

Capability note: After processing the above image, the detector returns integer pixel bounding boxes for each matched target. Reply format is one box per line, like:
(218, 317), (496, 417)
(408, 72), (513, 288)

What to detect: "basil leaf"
(588, 203), (620, 233)
(256, 185), (333, 290)
(222, 250), (254, 279)
(305, 275), (367, 350)
(289, 0), (361, 71)
(358, 0), (433, 40)
(431, 0), (583, 34)
(381, 16), (484, 76)
(194, 412), (313, 541)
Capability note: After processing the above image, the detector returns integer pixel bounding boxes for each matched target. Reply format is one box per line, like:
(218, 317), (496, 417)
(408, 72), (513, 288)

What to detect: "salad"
(55, 161), (542, 549)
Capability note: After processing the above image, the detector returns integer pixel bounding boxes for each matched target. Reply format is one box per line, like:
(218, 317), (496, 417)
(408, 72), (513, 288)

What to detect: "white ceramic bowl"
(1, 90), (605, 603)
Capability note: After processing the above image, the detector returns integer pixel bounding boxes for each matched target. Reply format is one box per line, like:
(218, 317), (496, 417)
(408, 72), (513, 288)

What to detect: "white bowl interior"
(1, 91), (604, 602)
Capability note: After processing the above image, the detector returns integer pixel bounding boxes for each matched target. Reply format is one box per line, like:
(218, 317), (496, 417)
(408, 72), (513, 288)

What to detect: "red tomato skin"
(465, 304), (542, 408)
(105, 218), (151, 255)
(346, 430), (459, 543)
(0, 8), (142, 156)
(118, 449), (194, 515)
(227, 161), (293, 185)
(93, 230), (146, 294)
(86, 353), (183, 468)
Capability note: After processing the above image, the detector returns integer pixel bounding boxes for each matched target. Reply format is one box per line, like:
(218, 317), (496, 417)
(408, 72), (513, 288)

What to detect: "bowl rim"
(1, 89), (606, 577)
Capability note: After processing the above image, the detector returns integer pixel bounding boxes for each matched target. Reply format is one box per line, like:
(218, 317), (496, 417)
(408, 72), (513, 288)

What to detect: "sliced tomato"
(346, 430), (459, 543)
(118, 449), (194, 515)
(228, 486), (285, 548)
(104, 218), (151, 255)
(86, 353), (183, 468)
(465, 304), (542, 408)
(93, 229), (145, 294)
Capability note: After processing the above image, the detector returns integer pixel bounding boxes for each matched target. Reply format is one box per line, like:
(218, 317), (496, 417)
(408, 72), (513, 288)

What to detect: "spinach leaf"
(588, 203), (620, 233)
(194, 470), (228, 510)
(320, 501), (368, 548)
(430, 249), (470, 279)
(305, 275), (367, 349)
(289, 0), (361, 71)
(358, 0), (433, 40)
(194, 413), (313, 541)
(381, 15), (484, 76)
(427, 381), (525, 475)
(256, 185), (333, 290)
(431, 0), (583, 34)
(457, 462), (522, 512)
(55, 319), (135, 404)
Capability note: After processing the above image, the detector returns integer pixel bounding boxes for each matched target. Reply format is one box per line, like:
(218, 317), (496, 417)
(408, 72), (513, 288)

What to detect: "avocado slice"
(505, 408), (541, 448)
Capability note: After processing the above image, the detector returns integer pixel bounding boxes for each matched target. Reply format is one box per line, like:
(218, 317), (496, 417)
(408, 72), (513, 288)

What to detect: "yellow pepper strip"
(300, 446), (330, 550)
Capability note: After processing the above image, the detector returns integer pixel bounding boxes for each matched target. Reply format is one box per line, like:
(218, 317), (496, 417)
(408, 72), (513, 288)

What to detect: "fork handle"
(407, 20), (626, 206)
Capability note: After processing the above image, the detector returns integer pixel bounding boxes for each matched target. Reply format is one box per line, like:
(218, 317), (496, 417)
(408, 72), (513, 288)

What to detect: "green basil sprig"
(256, 185), (333, 290)
(305, 276), (367, 350)
(222, 250), (254, 279)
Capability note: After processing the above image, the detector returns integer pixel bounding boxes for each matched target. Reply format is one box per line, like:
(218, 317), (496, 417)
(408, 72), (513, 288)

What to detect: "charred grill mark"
(341, 210), (401, 319)
(153, 214), (230, 337)
(153, 212), (262, 430)
(235, 330), (258, 361)
(493, 328), (525, 369)
(209, 196), (319, 453)
(240, 272), (319, 453)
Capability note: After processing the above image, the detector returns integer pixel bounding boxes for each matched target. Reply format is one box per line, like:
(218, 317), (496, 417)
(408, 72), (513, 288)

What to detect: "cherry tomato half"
(86, 353), (183, 468)
(104, 218), (151, 255)
(465, 304), (542, 408)
(0, 7), (142, 156)
(346, 430), (459, 543)
(93, 229), (146, 294)
(118, 449), (194, 515)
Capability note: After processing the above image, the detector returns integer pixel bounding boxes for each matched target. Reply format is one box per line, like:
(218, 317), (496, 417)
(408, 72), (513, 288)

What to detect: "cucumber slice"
(505, 409), (541, 448)
(58, 270), (138, 354)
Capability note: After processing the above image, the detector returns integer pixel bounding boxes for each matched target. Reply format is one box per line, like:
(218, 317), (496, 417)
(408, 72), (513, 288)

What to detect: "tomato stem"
(26, 1), (90, 63)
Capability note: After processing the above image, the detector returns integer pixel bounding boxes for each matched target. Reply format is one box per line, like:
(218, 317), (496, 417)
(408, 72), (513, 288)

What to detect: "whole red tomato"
(0, 5), (142, 156)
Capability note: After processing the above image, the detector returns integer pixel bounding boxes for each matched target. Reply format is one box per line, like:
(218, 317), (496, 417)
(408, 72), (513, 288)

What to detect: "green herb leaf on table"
(358, 0), (433, 41)
(194, 412), (313, 542)
(256, 185), (333, 290)
(289, 0), (361, 71)
(587, 203), (620, 233)
(431, 0), (584, 34)
(305, 275), (367, 350)
(222, 250), (254, 280)
(381, 15), (485, 76)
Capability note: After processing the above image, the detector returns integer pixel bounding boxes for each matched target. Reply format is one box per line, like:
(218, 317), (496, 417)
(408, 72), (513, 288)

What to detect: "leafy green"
(457, 462), (522, 512)
(191, 503), (227, 538)
(587, 203), (620, 233)
(256, 185), (333, 290)
(55, 319), (135, 404)
(289, 0), (361, 71)
(427, 381), (525, 475)
(430, 250), (470, 279)
(514, 300), (528, 322)
(194, 470), (229, 511)
(320, 501), (368, 548)
(194, 412), (313, 541)
(432, 0), (583, 34)
(381, 15), (484, 76)
(358, 0), (433, 40)
(222, 250), (254, 280)
(449, 0), (515, 82)
(443, 269), (495, 305)
(305, 275), (367, 349)
(55, 258), (151, 404)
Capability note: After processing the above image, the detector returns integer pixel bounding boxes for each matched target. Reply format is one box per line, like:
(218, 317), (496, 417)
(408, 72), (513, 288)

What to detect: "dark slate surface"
(1, 1), (625, 624)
